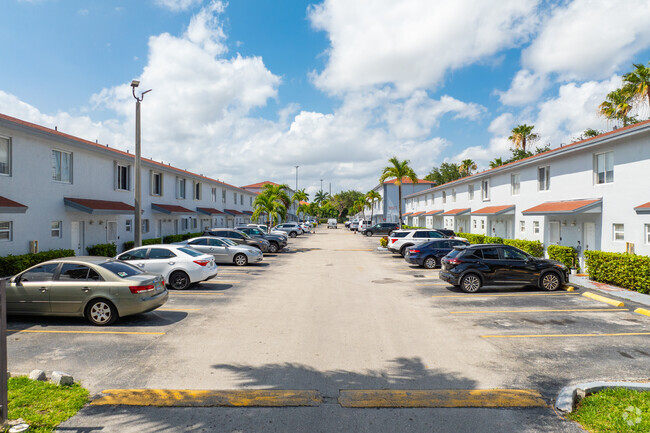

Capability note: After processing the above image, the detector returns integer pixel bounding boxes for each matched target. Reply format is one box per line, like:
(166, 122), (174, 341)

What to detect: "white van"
(357, 220), (372, 232)
(327, 218), (338, 229)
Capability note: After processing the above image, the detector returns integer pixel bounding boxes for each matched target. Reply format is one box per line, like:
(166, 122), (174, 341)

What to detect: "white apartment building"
(0, 113), (257, 256)
(366, 178), (435, 224)
(402, 119), (650, 264)
(240, 181), (299, 221)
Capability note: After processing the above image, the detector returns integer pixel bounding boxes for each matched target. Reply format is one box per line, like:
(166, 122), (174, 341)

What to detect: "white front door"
(70, 221), (84, 255)
(549, 221), (561, 245)
(583, 222), (596, 251)
(107, 221), (117, 244)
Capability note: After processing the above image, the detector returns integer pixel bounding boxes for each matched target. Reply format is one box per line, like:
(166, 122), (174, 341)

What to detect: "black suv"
(440, 244), (569, 293)
(361, 222), (399, 237)
(235, 226), (287, 253)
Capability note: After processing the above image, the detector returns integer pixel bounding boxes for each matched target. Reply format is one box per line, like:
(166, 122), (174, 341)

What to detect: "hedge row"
(547, 245), (578, 269)
(86, 243), (117, 257)
(123, 238), (162, 251)
(0, 249), (75, 277)
(455, 233), (544, 257)
(585, 251), (650, 293)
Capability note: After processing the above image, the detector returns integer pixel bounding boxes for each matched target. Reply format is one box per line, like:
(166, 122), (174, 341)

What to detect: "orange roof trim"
(384, 177), (434, 185)
(423, 209), (443, 216)
(471, 205), (515, 216)
(442, 208), (471, 216)
(634, 201), (650, 214)
(522, 199), (601, 215)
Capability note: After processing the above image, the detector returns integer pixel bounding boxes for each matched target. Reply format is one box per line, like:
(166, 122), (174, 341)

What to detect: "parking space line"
(481, 332), (650, 339)
(92, 389), (322, 407)
(450, 308), (628, 314)
(431, 292), (581, 298)
(169, 292), (225, 295)
(8, 329), (165, 335)
(334, 249), (374, 251)
(204, 280), (240, 284)
(582, 292), (624, 307)
(338, 389), (546, 408)
(217, 272), (249, 275)
(634, 308), (650, 317)
(416, 283), (450, 286)
(157, 308), (201, 311)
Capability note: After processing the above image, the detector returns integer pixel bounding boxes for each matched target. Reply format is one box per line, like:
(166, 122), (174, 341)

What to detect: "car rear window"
(178, 247), (203, 257)
(391, 232), (409, 238)
(446, 249), (462, 258)
(99, 261), (143, 277)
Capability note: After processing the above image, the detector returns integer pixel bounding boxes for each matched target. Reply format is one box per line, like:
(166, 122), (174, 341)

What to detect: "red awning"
(634, 202), (650, 214)
(151, 203), (195, 214)
(224, 209), (243, 216)
(64, 197), (134, 214)
(423, 209), (443, 216)
(442, 208), (471, 216)
(196, 207), (225, 215)
(471, 205), (515, 216)
(410, 211), (425, 216)
(522, 199), (601, 215)
(402, 212), (413, 217)
(0, 195), (28, 213)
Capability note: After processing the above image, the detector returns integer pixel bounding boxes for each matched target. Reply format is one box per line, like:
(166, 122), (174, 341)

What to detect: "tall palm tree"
(508, 124), (539, 152)
(379, 157), (418, 228)
(458, 159), (477, 177)
(599, 89), (634, 126)
(623, 62), (650, 114)
(252, 193), (287, 229)
(261, 183), (291, 221)
(354, 196), (369, 219)
(489, 157), (505, 169)
(314, 190), (329, 206)
(292, 189), (309, 221)
(365, 190), (382, 223)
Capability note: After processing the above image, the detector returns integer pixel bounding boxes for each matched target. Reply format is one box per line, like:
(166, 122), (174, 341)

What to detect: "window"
(240, 194), (244, 205)
(189, 238), (209, 246)
(481, 179), (490, 201)
(233, 192), (237, 203)
(192, 218), (198, 229)
(481, 248), (499, 260)
(533, 221), (540, 234)
(613, 223), (624, 241)
(0, 221), (12, 241)
(149, 248), (177, 259)
(473, 219), (477, 229)
(511, 173), (520, 195)
(125, 219), (132, 232)
(52, 149), (72, 183)
(481, 220), (485, 230)
(502, 246), (528, 260)
(452, 189), (456, 202)
(594, 151), (614, 184)
(59, 264), (96, 281)
(176, 177), (186, 199)
(222, 190), (226, 204)
(142, 219), (150, 234)
(442, 191), (447, 204)
(119, 248), (147, 260)
(194, 181), (202, 200)
(468, 184), (474, 201)
(646, 224), (650, 244)
(151, 171), (163, 196)
(538, 166), (550, 191)
(212, 187), (217, 202)
(51, 221), (62, 238)
(249, 197), (253, 206)
(0, 136), (11, 175)
(100, 261), (142, 277)
(19, 263), (58, 282)
(182, 218), (189, 230)
(519, 221), (525, 233)
(115, 163), (130, 191)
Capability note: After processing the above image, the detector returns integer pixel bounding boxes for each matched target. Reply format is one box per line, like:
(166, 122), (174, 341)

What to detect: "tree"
(292, 189), (309, 220)
(424, 162), (461, 185)
(379, 157), (418, 228)
(623, 62), (650, 114)
(458, 159), (477, 177)
(314, 190), (329, 206)
(330, 190), (365, 219)
(366, 190), (382, 223)
(252, 192), (287, 229)
(354, 196), (370, 218)
(508, 124), (539, 152)
(489, 157), (505, 169)
(261, 183), (291, 214)
(599, 88), (635, 126)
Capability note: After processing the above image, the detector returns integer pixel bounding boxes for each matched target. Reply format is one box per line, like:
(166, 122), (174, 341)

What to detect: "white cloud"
(154, 0), (204, 12)
(496, 69), (548, 106)
(309, 0), (539, 93)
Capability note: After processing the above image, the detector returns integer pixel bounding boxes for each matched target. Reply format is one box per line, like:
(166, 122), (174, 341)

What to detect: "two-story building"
(0, 113), (257, 256)
(365, 178), (435, 224)
(401, 119), (650, 264)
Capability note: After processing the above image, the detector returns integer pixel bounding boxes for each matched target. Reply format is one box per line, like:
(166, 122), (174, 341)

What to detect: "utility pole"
(320, 179), (323, 192)
(131, 80), (151, 248)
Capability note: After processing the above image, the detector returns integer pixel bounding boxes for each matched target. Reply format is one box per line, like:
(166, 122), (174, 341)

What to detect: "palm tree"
(292, 189), (309, 221)
(623, 62), (650, 114)
(489, 157), (505, 169)
(365, 190), (382, 223)
(314, 190), (329, 206)
(508, 124), (539, 152)
(354, 196), (369, 219)
(261, 183), (291, 222)
(599, 89), (634, 126)
(379, 157), (418, 228)
(458, 159), (477, 177)
(252, 193), (287, 229)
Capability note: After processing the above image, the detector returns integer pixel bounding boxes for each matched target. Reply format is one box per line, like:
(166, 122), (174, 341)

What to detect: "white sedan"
(116, 244), (218, 290)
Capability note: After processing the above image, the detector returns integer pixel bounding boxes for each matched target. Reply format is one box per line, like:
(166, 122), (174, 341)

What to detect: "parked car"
(357, 220), (372, 233)
(327, 218), (338, 228)
(440, 244), (569, 293)
(5, 257), (168, 325)
(202, 228), (270, 252)
(387, 229), (451, 256)
(273, 222), (304, 238)
(248, 224), (288, 239)
(344, 221), (351, 228)
(349, 220), (359, 231)
(361, 222), (399, 237)
(404, 239), (470, 269)
(117, 245), (218, 290)
(236, 226), (287, 253)
(181, 236), (263, 266)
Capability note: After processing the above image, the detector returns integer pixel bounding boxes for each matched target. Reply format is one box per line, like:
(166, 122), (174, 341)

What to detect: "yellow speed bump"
(92, 389), (322, 407)
(635, 308), (650, 317)
(338, 389), (546, 408)
(564, 286), (575, 292)
(582, 292), (624, 307)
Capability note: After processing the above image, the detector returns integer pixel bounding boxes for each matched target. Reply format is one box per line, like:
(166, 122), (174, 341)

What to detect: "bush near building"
(86, 243), (117, 257)
(122, 238), (162, 251)
(547, 245), (578, 269)
(456, 233), (543, 257)
(0, 249), (75, 278)
(585, 250), (650, 294)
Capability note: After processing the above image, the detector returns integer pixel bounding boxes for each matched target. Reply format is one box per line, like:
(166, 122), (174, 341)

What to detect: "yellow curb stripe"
(8, 329), (165, 335)
(204, 280), (240, 284)
(634, 308), (650, 317)
(481, 332), (650, 339)
(338, 389), (546, 408)
(582, 292), (624, 307)
(565, 286), (575, 292)
(450, 308), (628, 314)
(92, 389), (322, 407)
(157, 308), (200, 311)
(431, 292), (580, 298)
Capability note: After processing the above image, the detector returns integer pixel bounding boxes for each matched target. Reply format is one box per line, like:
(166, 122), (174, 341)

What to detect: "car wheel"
(169, 271), (191, 290)
(423, 256), (437, 269)
(289, 231), (297, 238)
(400, 246), (410, 257)
(365, 231), (373, 237)
(460, 274), (482, 293)
(86, 298), (118, 326)
(234, 253), (248, 266)
(540, 272), (561, 291)
(269, 242), (279, 253)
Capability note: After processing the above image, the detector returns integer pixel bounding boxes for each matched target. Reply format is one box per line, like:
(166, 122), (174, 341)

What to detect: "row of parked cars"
(383, 228), (570, 294)
(3, 221), (314, 326)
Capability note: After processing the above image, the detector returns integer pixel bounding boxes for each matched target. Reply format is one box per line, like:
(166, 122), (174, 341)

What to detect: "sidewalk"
(569, 274), (650, 307)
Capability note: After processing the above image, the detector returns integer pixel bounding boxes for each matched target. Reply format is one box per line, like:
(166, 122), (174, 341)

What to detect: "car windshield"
(99, 261), (143, 277)
(178, 247), (203, 257)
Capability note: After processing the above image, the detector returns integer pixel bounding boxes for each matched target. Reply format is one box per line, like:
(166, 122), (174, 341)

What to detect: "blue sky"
(1, 0), (649, 196)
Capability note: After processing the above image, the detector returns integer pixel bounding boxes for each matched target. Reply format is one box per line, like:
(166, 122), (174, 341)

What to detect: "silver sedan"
(182, 237), (263, 266)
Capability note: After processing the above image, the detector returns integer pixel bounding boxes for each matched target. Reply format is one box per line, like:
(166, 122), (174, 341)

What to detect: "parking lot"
(7, 226), (650, 432)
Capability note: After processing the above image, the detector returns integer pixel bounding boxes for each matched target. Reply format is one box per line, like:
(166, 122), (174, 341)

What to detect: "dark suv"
(440, 244), (569, 293)
(203, 228), (270, 253)
(236, 226), (287, 253)
(405, 238), (470, 269)
(361, 222), (399, 237)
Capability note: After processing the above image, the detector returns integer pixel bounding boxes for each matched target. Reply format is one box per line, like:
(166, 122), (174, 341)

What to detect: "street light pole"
(320, 179), (323, 192)
(131, 80), (151, 248)
(295, 166), (299, 192)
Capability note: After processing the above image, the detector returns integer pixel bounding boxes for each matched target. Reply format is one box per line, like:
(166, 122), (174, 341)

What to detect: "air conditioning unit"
(29, 240), (39, 254)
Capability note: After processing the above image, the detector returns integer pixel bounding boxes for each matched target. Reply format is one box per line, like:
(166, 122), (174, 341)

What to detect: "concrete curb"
(555, 381), (650, 413)
(568, 275), (650, 308)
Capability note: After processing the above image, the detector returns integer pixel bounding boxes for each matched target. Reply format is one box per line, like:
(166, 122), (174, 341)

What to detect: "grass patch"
(7, 376), (89, 433)
(567, 387), (650, 432)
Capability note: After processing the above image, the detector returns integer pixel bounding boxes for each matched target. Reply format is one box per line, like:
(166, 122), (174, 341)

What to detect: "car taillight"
(446, 258), (463, 265)
(390, 238), (397, 244)
(194, 259), (211, 267)
(129, 284), (155, 294)
(409, 249), (420, 253)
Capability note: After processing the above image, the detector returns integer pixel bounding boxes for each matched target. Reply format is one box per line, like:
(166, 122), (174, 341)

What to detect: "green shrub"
(585, 250), (650, 293)
(484, 236), (504, 244)
(86, 243), (117, 257)
(402, 225), (425, 229)
(0, 249), (75, 277)
(548, 245), (578, 269)
(122, 238), (162, 251)
(503, 239), (544, 257)
(456, 233), (486, 244)
(379, 237), (388, 247)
